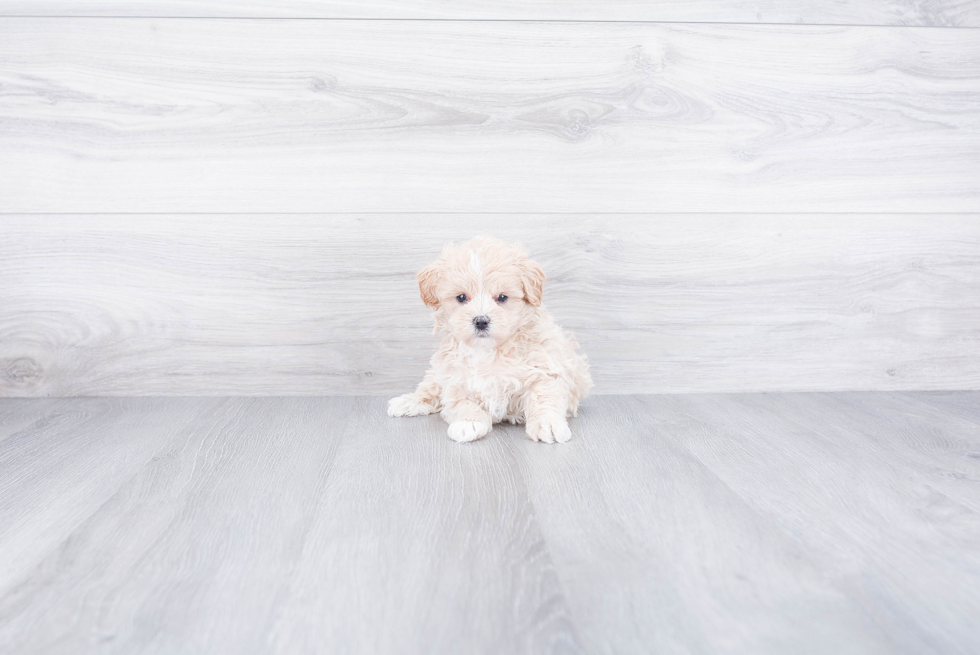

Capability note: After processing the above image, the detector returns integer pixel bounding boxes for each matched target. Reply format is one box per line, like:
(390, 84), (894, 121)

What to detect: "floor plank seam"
(499, 429), (589, 653)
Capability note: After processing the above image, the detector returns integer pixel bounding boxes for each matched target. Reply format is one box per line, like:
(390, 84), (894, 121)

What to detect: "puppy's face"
(417, 238), (545, 347)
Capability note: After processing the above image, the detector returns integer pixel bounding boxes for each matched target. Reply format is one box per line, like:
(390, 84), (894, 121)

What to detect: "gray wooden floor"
(1, 393), (978, 654)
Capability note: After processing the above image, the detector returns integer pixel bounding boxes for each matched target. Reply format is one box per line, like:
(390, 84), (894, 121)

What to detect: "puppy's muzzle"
(473, 315), (490, 332)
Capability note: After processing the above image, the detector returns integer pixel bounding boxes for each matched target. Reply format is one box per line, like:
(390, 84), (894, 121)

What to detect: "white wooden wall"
(1, 4), (978, 396)
(2, 2), (979, 24)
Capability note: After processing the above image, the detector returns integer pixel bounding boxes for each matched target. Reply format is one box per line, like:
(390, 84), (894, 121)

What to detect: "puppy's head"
(417, 237), (545, 346)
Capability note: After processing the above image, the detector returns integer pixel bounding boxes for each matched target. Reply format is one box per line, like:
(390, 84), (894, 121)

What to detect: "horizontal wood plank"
(1, 1), (979, 26)
(1, 214), (978, 396)
(1, 20), (978, 213)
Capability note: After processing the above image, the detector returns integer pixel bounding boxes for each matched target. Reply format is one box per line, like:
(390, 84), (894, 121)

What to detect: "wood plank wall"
(1, 4), (978, 396)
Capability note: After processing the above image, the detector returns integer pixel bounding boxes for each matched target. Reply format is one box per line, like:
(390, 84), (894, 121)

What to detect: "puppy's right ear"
(521, 258), (546, 307)
(417, 263), (442, 308)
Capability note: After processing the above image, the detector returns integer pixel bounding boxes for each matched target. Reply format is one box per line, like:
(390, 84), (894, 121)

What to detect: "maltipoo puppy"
(388, 237), (592, 444)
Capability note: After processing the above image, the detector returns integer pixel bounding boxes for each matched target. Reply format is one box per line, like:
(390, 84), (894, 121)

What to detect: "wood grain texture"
(266, 397), (579, 654)
(1, 393), (978, 653)
(506, 395), (893, 654)
(3, 214), (979, 397)
(0, 397), (213, 597)
(0, 398), (64, 444)
(0, 397), (356, 653)
(664, 392), (980, 653)
(902, 390), (980, 426)
(1, 1), (979, 26)
(521, 393), (980, 653)
(0, 396), (581, 654)
(1, 19), (978, 213)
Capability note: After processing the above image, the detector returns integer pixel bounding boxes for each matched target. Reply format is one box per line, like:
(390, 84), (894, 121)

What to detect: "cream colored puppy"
(388, 237), (592, 444)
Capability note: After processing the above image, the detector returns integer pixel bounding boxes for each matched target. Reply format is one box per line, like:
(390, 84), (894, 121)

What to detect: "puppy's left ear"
(521, 258), (546, 307)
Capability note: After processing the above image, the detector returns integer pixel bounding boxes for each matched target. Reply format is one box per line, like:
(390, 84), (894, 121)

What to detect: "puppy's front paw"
(447, 420), (491, 443)
(526, 415), (572, 444)
(388, 394), (436, 417)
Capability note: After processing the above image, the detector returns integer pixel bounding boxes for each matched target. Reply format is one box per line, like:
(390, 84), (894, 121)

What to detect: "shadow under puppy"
(388, 237), (592, 443)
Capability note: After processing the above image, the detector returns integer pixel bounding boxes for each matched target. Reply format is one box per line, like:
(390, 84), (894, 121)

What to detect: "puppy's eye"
(496, 294), (508, 303)
(456, 294), (468, 303)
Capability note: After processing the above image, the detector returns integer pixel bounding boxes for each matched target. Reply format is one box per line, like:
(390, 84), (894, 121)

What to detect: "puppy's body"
(388, 237), (592, 443)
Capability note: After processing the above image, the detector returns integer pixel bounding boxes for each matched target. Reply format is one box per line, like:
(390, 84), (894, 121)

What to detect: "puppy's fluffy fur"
(388, 237), (592, 444)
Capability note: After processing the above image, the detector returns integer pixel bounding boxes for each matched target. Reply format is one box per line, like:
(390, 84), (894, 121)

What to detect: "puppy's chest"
(459, 361), (521, 396)
(452, 357), (527, 419)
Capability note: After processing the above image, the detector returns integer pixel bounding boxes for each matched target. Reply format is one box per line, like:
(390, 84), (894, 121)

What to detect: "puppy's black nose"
(473, 316), (490, 331)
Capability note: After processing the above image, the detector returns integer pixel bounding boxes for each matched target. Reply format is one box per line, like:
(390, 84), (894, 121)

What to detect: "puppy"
(388, 237), (592, 444)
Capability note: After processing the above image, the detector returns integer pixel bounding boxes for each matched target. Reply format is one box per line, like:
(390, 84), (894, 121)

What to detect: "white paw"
(526, 415), (572, 444)
(447, 420), (491, 443)
(387, 394), (436, 417)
